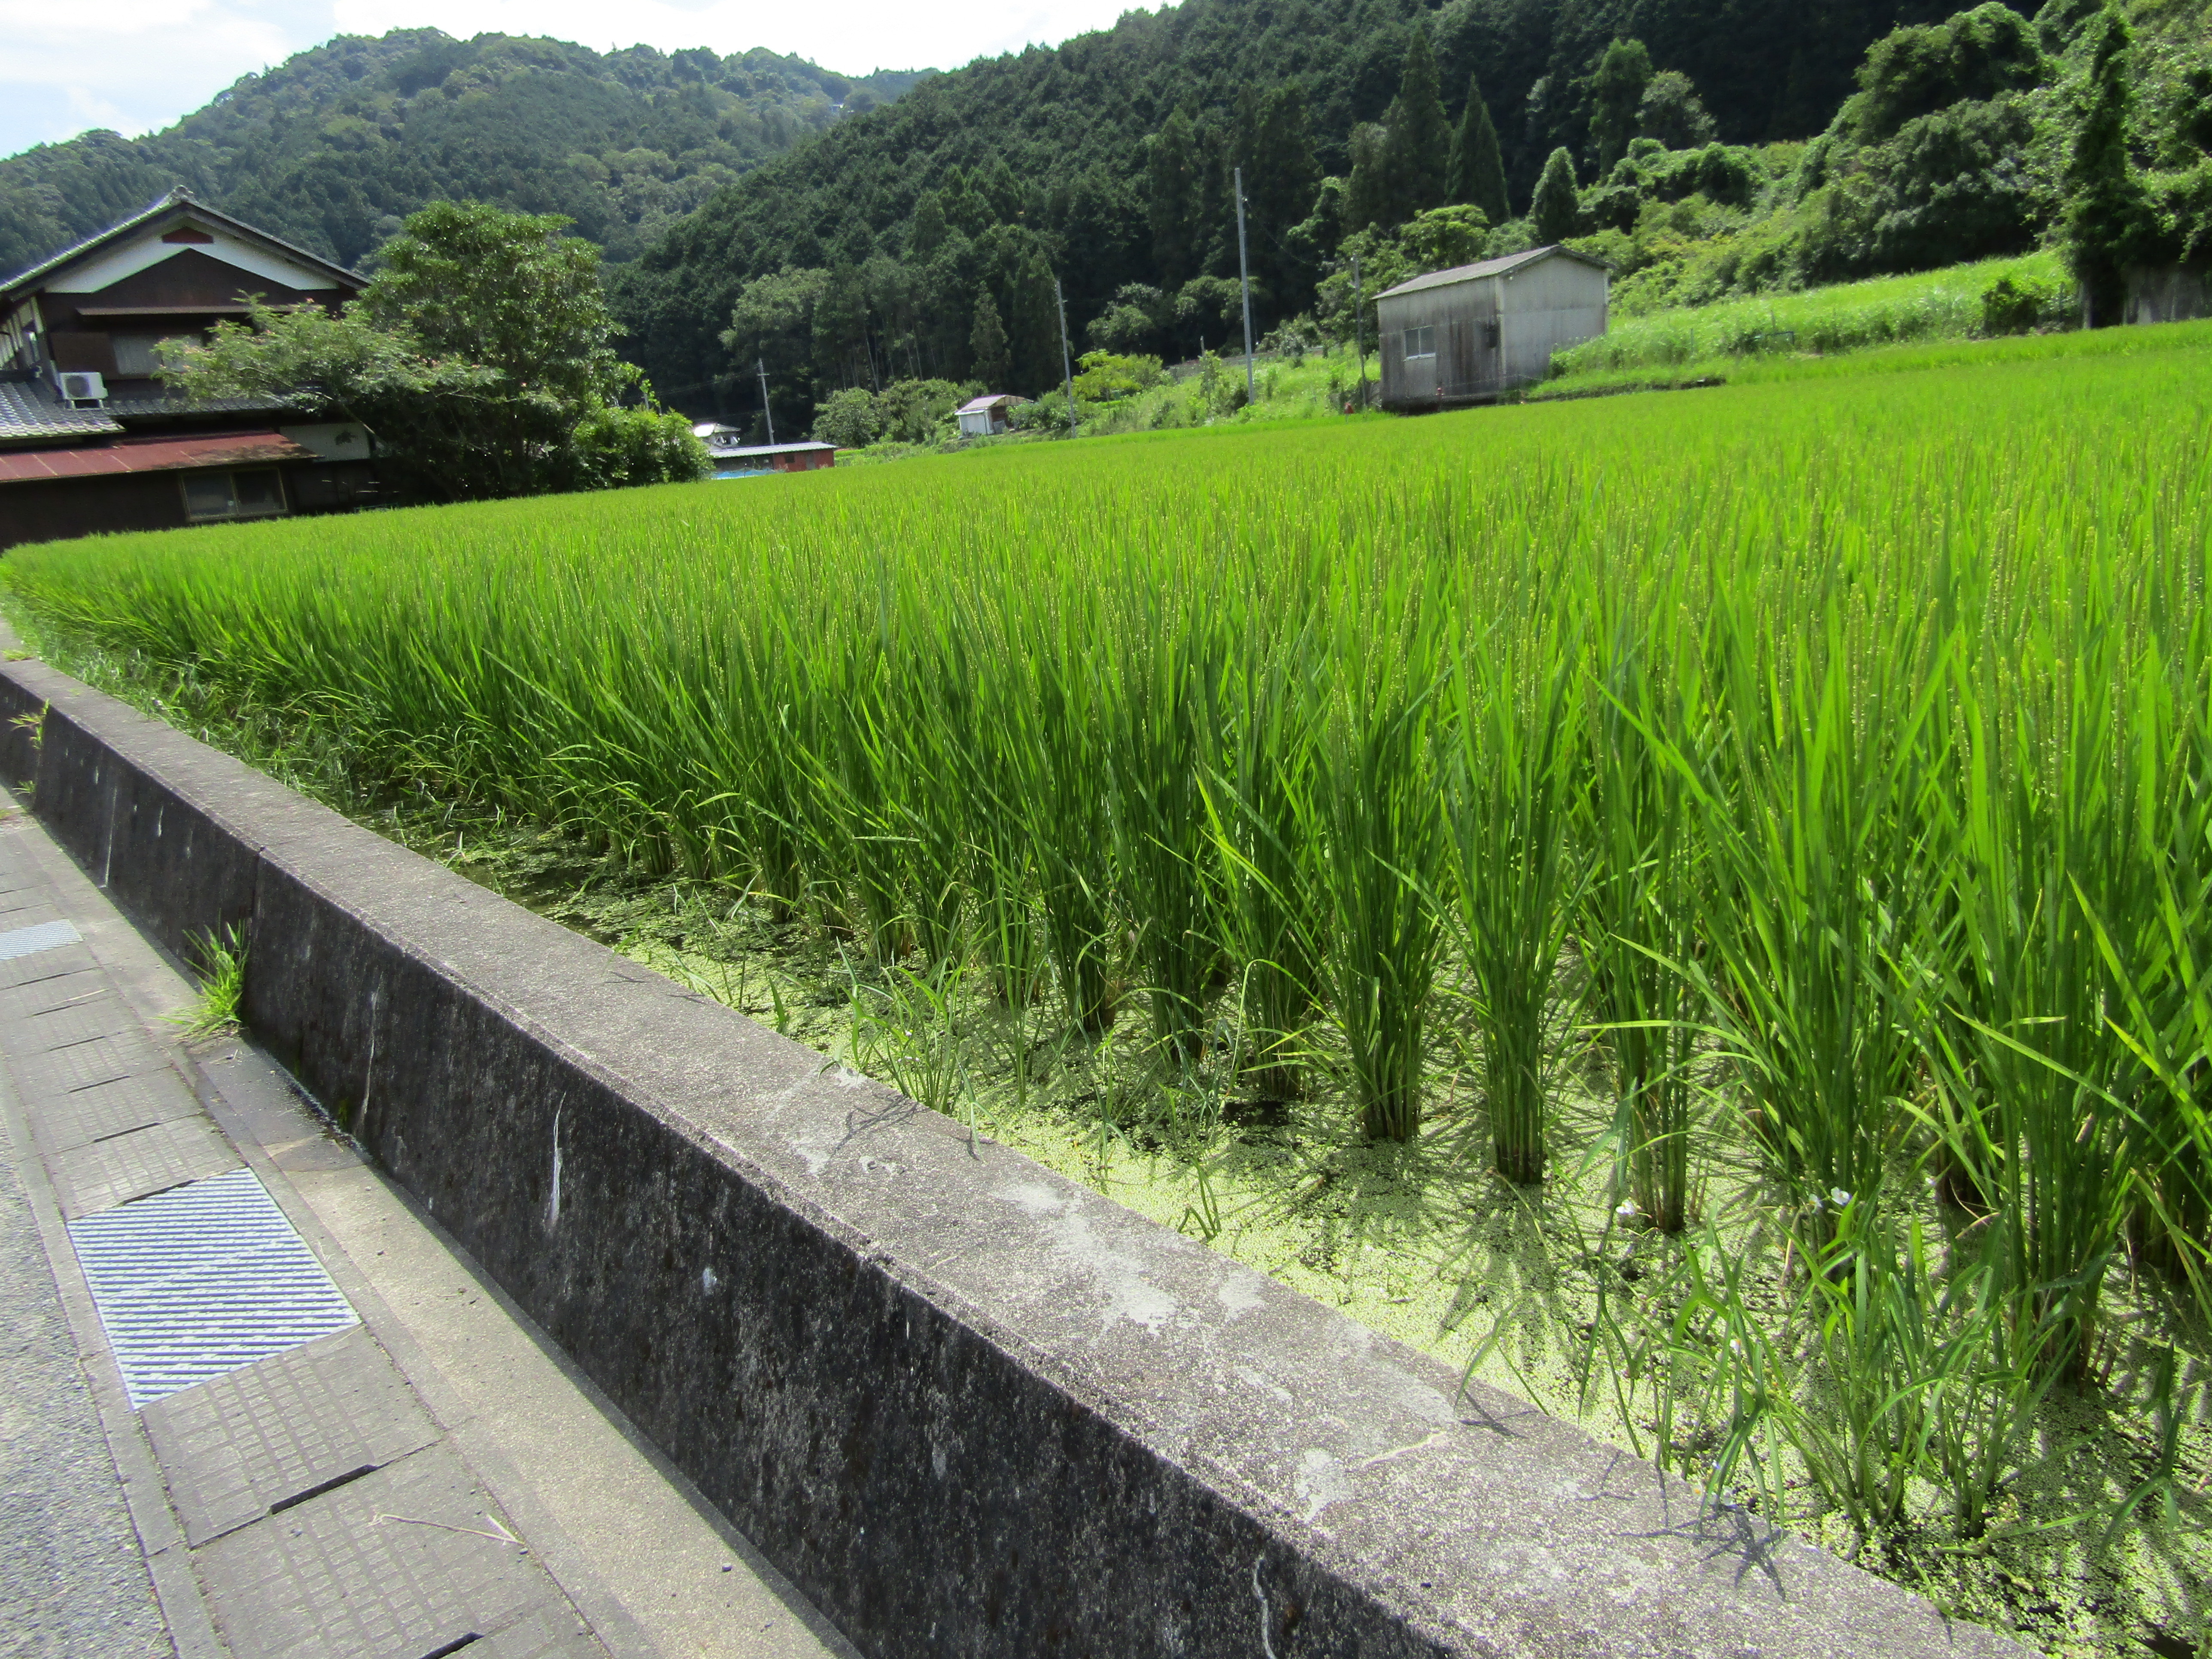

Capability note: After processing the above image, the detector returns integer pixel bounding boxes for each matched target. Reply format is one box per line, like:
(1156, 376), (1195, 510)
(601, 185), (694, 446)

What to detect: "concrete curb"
(0, 659), (2027, 1659)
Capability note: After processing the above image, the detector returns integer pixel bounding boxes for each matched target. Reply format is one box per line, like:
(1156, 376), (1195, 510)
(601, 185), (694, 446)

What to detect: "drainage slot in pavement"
(269, 1462), (379, 1514)
(68, 1166), (360, 1407)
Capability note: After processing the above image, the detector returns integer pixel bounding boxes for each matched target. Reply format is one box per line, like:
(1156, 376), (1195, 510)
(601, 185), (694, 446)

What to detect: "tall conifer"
(1447, 79), (1510, 224)
(1381, 26), (1450, 225)
(970, 288), (1011, 388)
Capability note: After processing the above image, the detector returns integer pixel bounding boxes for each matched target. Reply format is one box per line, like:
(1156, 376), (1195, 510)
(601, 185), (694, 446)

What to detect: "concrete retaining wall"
(0, 660), (2023, 1658)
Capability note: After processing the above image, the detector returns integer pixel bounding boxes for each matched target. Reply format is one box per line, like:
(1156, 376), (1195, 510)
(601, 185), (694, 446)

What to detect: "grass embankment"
(1537, 251), (2079, 397)
(8, 323), (2211, 1657)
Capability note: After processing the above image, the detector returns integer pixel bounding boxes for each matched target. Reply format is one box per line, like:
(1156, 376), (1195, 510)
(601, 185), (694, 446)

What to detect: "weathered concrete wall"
(0, 660), (2026, 1659)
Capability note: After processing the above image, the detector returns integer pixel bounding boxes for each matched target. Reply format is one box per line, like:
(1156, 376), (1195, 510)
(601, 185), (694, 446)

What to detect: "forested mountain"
(0, 31), (927, 278)
(614, 0), (1981, 414)
(617, 0), (2210, 427)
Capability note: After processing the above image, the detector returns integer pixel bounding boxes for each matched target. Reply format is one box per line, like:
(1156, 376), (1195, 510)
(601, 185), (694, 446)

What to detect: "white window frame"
(1403, 325), (1437, 361)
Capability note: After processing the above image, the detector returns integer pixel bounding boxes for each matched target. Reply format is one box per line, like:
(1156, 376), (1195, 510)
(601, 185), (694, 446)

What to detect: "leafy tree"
(812, 385), (885, 447)
(1590, 39), (1656, 173)
(1085, 283), (1174, 352)
(1850, 3), (2046, 143)
(159, 200), (704, 499)
(1344, 123), (1394, 234)
(1531, 147), (1581, 243)
(2064, 4), (2151, 325)
(970, 287), (1012, 387)
(1449, 80), (1511, 225)
(1636, 71), (1718, 151)
(1071, 351), (1168, 401)
(1399, 204), (1491, 273)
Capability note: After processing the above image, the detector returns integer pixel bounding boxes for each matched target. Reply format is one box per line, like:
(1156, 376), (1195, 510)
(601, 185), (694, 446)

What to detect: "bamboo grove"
(11, 332), (2212, 1537)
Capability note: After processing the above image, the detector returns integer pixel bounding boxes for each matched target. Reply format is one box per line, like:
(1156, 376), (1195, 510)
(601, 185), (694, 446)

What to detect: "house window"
(1481, 319), (1502, 349)
(1403, 325), (1436, 360)
(182, 468), (288, 522)
(111, 333), (196, 377)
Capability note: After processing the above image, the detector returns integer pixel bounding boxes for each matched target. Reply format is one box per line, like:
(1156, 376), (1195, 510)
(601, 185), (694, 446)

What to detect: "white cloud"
(2, 0), (1147, 158)
(0, 0), (328, 152)
(327, 0), (1139, 76)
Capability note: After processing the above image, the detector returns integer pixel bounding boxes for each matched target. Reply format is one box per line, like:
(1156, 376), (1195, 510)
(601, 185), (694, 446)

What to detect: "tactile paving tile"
(67, 1167), (354, 1404)
(50, 1115), (238, 1219)
(471, 1605), (611, 1658)
(142, 1327), (438, 1546)
(0, 966), (107, 1021)
(13, 994), (137, 1053)
(195, 1445), (566, 1659)
(12, 1027), (169, 1097)
(30, 1072), (203, 1158)
(0, 943), (100, 995)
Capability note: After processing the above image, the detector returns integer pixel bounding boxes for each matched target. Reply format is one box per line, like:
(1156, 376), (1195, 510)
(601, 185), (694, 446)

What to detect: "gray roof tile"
(0, 382), (122, 442)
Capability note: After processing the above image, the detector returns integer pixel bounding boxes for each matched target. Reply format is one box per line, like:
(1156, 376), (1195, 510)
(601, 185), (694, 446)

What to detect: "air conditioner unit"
(58, 371), (106, 404)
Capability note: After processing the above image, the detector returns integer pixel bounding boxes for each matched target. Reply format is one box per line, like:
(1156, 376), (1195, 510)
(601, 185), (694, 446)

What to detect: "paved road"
(0, 1091), (170, 1658)
(0, 791), (854, 1659)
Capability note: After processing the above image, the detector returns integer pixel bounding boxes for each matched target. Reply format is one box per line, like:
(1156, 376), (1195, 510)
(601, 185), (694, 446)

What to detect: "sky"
(0, 0), (1142, 159)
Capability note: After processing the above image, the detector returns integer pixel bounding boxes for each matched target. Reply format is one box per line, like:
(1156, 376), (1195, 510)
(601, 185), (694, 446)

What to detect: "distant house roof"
(955, 394), (1024, 415)
(1, 188), (364, 302)
(0, 429), (316, 486)
(708, 441), (837, 459)
(0, 382), (122, 444)
(1372, 245), (1613, 302)
(692, 421), (741, 439)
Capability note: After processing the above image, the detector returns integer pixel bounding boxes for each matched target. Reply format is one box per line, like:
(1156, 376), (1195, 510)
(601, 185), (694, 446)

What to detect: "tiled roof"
(0, 382), (122, 443)
(1372, 245), (1614, 301)
(103, 395), (291, 418)
(0, 430), (316, 485)
(2, 188), (364, 300)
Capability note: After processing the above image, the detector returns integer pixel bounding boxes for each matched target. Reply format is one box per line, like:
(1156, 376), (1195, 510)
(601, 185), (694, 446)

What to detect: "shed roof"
(708, 441), (836, 459)
(1372, 245), (1612, 302)
(0, 429), (316, 485)
(955, 394), (1024, 415)
(0, 382), (122, 444)
(2, 188), (364, 301)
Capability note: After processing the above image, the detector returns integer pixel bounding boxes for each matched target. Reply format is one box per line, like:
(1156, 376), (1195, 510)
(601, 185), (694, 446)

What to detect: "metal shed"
(1372, 246), (1610, 411)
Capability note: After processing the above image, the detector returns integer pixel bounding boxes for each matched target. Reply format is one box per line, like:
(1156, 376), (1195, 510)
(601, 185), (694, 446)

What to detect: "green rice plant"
(1440, 623), (1585, 1185)
(1311, 618), (1449, 1143)
(1666, 602), (1936, 1231)
(1203, 634), (1324, 1100)
(1578, 620), (1708, 1231)
(1105, 592), (1223, 1062)
(1006, 611), (1117, 1038)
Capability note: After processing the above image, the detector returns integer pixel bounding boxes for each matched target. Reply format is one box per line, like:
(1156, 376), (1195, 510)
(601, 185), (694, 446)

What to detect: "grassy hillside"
(0, 30), (927, 276)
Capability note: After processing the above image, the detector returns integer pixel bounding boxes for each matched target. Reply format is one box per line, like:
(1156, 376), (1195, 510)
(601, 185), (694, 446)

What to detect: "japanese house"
(0, 189), (376, 551)
(707, 440), (837, 477)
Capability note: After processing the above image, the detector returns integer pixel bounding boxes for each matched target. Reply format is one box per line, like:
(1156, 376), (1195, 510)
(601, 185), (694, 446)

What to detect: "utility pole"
(1234, 165), (1256, 406)
(1055, 276), (1079, 440)
(757, 357), (775, 445)
(1351, 252), (1365, 413)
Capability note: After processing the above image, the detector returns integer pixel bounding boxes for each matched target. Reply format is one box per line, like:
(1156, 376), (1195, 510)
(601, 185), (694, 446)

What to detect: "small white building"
(955, 393), (1024, 437)
(1372, 246), (1610, 410)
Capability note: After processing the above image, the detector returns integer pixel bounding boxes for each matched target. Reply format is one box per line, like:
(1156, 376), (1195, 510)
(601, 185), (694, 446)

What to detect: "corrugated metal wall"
(1375, 257), (1607, 411)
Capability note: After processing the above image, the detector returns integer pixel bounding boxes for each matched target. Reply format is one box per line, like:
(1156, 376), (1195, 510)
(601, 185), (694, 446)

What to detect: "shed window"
(1481, 319), (1501, 349)
(182, 468), (287, 522)
(1403, 325), (1436, 360)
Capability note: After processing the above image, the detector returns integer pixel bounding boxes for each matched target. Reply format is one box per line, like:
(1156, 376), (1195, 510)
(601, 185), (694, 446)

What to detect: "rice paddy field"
(10, 319), (2212, 1656)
